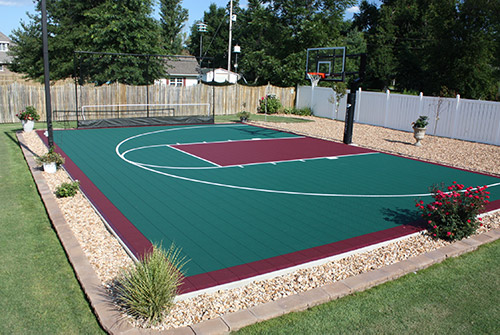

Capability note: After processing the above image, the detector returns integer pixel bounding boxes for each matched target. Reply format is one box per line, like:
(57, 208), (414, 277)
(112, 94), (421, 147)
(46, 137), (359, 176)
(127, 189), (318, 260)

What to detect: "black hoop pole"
(41, 0), (53, 147)
(343, 88), (356, 144)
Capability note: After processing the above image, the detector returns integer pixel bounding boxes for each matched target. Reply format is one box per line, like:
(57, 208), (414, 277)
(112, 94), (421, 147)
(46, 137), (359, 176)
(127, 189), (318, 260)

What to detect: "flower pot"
(22, 120), (35, 132)
(413, 127), (426, 146)
(43, 162), (57, 174)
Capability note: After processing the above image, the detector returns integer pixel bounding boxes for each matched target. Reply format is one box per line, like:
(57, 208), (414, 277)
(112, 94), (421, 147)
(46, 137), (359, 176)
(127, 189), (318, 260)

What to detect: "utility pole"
(227, 0), (233, 83)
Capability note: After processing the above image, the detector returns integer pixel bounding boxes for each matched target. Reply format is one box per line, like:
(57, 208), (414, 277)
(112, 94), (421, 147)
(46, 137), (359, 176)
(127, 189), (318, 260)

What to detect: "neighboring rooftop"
(165, 55), (199, 76)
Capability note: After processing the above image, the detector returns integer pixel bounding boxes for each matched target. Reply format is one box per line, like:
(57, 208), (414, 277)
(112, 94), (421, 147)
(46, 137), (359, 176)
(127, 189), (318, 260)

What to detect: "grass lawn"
(0, 123), (104, 334)
(236, 239), (500, 334)
(1, 122), (498, 334)
(215, 113), (311, 123)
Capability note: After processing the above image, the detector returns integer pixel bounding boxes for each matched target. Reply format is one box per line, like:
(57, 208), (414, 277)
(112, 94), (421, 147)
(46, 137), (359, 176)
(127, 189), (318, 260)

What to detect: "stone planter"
(413, 127), (426, 146)
(22, 120), (35, 132)
(43, 162), (57, 174)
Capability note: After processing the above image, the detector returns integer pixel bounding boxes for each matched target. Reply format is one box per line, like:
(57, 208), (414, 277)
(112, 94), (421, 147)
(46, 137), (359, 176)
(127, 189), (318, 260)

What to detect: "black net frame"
(73, 51), (215, 128)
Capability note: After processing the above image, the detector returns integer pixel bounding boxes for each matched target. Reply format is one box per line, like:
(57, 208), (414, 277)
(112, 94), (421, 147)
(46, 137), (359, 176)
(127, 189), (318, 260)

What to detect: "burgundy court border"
(37, 127), (500, 294)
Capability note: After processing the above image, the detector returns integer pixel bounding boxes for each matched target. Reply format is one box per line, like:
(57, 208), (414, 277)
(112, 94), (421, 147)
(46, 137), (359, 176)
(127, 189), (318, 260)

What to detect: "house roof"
(0, 31), (14, 64)
(165, 56), (199, 76)
(0, 31), (10, 42)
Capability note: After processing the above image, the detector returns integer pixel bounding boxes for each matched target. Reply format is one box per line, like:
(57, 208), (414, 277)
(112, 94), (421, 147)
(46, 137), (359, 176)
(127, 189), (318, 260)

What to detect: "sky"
(0, 0), (365, 38)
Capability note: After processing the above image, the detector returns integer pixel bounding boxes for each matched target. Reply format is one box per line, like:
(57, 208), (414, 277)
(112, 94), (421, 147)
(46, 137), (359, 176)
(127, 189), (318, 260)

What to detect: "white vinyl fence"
(297, 86), (500, 145)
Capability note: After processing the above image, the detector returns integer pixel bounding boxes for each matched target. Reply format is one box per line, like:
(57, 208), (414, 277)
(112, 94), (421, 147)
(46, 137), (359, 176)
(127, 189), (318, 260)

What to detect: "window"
(169, 78), (183, 87)
(0, 43), (9, 52)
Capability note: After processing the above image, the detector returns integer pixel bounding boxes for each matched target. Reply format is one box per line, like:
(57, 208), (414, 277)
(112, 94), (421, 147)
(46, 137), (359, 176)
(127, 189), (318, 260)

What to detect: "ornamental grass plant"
(115, 243), (187, 325)
(416, 182), (490, 241)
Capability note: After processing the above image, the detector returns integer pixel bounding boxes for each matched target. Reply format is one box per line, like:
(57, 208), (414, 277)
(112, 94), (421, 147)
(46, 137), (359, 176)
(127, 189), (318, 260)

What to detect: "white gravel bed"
(21, 117), (500, 331)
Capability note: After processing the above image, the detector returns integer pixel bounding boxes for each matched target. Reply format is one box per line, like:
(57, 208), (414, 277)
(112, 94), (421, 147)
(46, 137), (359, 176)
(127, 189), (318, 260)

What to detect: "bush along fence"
(0, 82), (296, 123)
(297, 86), (500, 146)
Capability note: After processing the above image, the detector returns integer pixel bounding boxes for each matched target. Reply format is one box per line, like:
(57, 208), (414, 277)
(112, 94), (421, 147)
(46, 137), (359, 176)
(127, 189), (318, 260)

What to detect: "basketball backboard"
(305, 47), (346, 82)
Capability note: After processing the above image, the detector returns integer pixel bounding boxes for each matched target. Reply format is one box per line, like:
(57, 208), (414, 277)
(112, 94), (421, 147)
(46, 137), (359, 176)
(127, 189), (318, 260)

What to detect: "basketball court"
(38, 123), (500, 294)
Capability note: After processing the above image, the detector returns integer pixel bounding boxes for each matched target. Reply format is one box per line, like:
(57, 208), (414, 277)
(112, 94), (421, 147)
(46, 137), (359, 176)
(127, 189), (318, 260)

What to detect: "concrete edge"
(17, 131), (500, 335)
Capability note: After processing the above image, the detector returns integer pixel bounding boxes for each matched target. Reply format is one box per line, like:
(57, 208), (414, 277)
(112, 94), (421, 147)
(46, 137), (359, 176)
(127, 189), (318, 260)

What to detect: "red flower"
(428, 220), (432, 224)
(447, 232), (451, 236)
(433, 225), (437, 229)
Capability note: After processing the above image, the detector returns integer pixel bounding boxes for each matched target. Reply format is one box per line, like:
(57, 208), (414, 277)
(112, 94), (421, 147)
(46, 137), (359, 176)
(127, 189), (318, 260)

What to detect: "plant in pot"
(411, 115), (429, 146)
(237, 111), (250, 122)
(16, 106), (40, 132)
(36, 147), (65, 173)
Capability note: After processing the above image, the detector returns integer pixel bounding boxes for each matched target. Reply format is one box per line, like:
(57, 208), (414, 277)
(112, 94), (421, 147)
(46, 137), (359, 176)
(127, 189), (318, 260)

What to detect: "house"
(0, 32), (14, 74)
(155, 55), (199, 87)
(201, 68), (240, 84)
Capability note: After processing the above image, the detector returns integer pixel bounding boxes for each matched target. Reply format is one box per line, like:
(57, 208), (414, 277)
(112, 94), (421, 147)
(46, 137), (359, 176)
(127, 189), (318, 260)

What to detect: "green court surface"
(50, 124), (500, 281)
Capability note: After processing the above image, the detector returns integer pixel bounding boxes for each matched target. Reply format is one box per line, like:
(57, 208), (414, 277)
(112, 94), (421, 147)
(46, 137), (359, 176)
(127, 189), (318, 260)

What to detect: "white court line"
(121, 145), (378, 170)
(116, 125), (500, 198)
(167, 145), (221, 167)
(171, 135), (305, 147)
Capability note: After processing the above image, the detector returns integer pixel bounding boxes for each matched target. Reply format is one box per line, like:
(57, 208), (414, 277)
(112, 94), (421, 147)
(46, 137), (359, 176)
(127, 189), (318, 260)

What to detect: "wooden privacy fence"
(0, 82), (296, 123)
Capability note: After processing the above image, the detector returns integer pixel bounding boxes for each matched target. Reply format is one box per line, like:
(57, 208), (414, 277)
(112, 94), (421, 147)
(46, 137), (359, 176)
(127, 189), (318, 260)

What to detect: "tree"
(8, 0), (163, 84)
(83, 0), (163, 85)
(354, 0), (500, 99)
(188, 3), (231, 69)
(159, 0), (188, 54)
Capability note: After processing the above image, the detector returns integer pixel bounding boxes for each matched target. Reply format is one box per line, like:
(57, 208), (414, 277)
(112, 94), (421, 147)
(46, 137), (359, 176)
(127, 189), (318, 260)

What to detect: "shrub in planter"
(237, 111), (250, 122)
(56, 181), (80, 198)
(16, 106), (41, 122)
(416, 182), (490, 241)
(115, 243), (187, 325)
(258, 94), (282, 114)
(412, 115), (429, 129)
(35, 147), (65, 167)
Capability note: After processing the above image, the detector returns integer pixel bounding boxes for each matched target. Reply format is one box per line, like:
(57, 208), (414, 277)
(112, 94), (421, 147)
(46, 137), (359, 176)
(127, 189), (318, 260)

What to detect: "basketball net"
(307, 72), (325, 88)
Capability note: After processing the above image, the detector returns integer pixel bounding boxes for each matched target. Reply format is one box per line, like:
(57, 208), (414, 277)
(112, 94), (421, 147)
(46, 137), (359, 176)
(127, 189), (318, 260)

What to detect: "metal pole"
(74, 52), (78, 126)
(200, 34), (203, 59)
(41, 0), (53, 148)
(146, 56), (150, 118)
(343, 90), (356, 144)
(227, 0), (233, 82)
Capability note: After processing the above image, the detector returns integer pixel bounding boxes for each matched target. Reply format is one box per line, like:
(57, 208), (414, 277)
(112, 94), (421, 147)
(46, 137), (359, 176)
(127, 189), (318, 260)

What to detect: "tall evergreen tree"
(159, 0), (188, 54)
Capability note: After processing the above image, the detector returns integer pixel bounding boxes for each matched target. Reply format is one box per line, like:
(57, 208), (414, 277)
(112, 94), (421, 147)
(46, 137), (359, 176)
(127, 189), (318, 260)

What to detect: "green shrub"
(416, 182), (490, 241)
(258, 94), (282, 114)
(55, 181), (80, 198)
(284, 107), (312, 116)
(115, 243), (187, 325)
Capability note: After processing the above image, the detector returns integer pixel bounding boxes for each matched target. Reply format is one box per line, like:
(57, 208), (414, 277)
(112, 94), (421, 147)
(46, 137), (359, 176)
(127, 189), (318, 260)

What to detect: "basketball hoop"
(307, 72), (325, 88)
